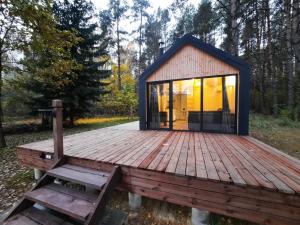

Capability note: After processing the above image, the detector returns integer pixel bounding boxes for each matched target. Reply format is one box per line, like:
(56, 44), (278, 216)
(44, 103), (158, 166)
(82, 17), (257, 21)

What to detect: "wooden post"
(52, 99), (63, 161)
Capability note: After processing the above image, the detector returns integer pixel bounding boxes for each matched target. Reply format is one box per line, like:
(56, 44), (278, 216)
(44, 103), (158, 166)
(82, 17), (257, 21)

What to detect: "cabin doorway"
(172, 79), (201, 131)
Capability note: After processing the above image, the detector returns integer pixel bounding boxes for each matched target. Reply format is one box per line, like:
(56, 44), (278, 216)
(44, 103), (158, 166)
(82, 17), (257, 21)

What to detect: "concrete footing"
(128, 193), (142, 211)
(33, 168), (42, 180)
(191, 208), (209, 225)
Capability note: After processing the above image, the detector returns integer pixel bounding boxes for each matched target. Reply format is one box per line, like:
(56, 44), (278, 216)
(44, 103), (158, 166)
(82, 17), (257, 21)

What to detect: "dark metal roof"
(139, 34), (249, 81)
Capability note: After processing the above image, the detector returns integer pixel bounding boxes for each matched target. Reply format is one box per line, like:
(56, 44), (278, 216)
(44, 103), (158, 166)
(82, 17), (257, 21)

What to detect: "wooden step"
(1, 206), (74, 225)
(47, 164), (109, 190)
(25, 183), (97, 221)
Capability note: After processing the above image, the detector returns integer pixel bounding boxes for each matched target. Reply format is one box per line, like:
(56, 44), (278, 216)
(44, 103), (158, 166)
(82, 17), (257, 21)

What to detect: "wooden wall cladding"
(147, 44), (239, 82)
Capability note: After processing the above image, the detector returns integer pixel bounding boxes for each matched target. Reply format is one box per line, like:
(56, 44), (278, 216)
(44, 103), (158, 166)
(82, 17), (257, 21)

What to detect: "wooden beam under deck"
(16, 122), (300, 225)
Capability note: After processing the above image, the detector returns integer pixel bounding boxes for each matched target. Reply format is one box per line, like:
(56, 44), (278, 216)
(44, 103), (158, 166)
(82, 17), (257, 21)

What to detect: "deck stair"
(1, 160), (122, 225)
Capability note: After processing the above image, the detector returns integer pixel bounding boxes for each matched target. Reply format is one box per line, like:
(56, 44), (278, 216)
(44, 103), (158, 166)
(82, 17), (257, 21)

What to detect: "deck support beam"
(191, 208), (209, 225)
(128, 192), (142, 211)
(33, 168), (42, 180)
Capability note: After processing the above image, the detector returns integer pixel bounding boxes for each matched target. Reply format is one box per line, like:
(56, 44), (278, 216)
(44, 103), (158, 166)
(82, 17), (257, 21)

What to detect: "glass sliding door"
(148, 82), (170, 129)
(172, 79), (201, 131)
(202, 77), (223, 132)
(147, 74), (237, 133)
(202, 76), (237, 133)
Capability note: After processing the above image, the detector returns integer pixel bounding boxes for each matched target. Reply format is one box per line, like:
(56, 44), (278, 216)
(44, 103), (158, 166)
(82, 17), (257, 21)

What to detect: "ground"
(250, 113), (300, 159)
(1, 114), (299, 225)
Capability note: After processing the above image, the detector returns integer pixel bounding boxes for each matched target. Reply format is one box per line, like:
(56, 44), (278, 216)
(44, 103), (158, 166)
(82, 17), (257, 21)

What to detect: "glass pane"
(148, 83), (170, 129)
(203, 77), (223, 132)
(223, 75), (236, 133)
(173, 79), (201, 131)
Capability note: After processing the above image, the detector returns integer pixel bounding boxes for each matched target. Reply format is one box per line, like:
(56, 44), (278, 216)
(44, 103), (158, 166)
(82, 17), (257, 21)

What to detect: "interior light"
(194, 79), (201, 87)
(226, 76), (236, 86)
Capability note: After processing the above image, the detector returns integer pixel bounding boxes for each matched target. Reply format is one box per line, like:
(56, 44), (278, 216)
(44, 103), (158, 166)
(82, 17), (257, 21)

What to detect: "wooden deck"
(17, 122), (300, 225)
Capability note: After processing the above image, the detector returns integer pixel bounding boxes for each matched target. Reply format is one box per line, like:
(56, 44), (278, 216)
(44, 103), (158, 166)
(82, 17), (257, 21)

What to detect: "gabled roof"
(139, 34), (249, 81)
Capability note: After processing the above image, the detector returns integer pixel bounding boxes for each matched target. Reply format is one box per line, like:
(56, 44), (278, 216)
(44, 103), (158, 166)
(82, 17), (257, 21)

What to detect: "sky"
(91, 0), (202, 51)
(92, 0), (200, 12)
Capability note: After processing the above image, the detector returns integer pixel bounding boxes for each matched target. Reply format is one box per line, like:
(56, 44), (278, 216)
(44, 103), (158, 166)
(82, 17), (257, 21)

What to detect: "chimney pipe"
(159, 40), (164, 56)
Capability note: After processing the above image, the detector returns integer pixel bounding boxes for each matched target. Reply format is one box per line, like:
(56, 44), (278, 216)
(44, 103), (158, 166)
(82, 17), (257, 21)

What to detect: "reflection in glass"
(223, 75), (236, 133)
(148, 83), (170, 129)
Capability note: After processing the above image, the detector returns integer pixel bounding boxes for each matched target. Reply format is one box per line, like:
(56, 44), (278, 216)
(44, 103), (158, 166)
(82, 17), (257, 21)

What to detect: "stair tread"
(47, 164), (109, 189)
(25, 184), (96, 221)
(2, 207), (74, 225)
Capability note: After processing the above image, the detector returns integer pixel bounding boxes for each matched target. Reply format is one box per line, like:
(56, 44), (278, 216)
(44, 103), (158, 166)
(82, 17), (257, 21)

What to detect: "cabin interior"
(147, 75), (237, 133)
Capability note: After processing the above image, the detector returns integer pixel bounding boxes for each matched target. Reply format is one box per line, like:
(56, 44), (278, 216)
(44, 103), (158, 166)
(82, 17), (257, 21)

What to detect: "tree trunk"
(117, 19), (121, 91)
(230, 0), (239, 56)
(292, 0), (300, 120)
(0, 52), (7, 148)
(255, 1), (264, 113)
(265, 0), (278, 116)
(138, 9), (142, 77)
(284, 0), (294, 115)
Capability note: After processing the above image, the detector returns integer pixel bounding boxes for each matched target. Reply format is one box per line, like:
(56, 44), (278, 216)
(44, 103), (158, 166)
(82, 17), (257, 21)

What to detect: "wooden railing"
(52, 99), (63, 161)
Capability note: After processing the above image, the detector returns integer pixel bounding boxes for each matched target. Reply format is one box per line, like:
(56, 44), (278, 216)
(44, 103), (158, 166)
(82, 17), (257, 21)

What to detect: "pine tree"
(143, 8), (170, 66)
(0, 0), (78, 147)
(193, 0), (219, 45)
(53, 0), (111, 123)
(132, 0), (150, 78)
(107, 0), (129, 91)
(171, 5), (195, 41)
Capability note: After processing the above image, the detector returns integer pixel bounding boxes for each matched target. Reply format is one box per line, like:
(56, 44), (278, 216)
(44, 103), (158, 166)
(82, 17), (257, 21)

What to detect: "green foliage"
(52, 0), (111, 122)
(1, 0), (80, 147)
(193, 0), (219, 44)
(171, 5), (195, 40)
(143, 8), (170, 65)
(171, 0), (218, 44)
(12, 0), (111, 123)
(98, 64), (138, 116)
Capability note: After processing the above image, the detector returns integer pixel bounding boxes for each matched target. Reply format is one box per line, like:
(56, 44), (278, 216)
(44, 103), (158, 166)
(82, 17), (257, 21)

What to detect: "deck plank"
(186, 133), (196, 176)
(175, 133), (190, 175)
(231, 136), (300, 193)
(194, 132), (207, 178)
(147, 132), (178, 170)
(209, 134), (246, 185)
(165, 132), (184, 173)
(156, 132), (181, 171)
(224, 135), (294, 193)
(198, 133), (219, 180)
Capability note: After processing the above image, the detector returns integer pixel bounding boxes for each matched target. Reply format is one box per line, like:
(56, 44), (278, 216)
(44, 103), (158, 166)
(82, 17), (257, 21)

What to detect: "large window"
(202, 76), (236, 132)
(147, 75), (237, 133)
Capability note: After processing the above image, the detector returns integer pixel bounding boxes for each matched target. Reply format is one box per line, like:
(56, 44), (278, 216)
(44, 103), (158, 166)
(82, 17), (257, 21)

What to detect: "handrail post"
(52, 99), (63, 161)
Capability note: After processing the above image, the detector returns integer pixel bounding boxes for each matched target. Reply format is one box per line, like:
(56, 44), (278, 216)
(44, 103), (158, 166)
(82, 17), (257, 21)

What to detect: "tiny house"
(139, 34), (250, 135)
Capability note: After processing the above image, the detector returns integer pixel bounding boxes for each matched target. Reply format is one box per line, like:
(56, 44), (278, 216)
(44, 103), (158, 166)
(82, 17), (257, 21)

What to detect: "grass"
(249, 113), (300, 159)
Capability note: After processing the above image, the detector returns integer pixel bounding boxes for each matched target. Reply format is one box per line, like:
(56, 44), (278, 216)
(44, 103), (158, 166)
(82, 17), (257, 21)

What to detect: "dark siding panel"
(139, 78), (146, 130)
(238, 67), (250, 135)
